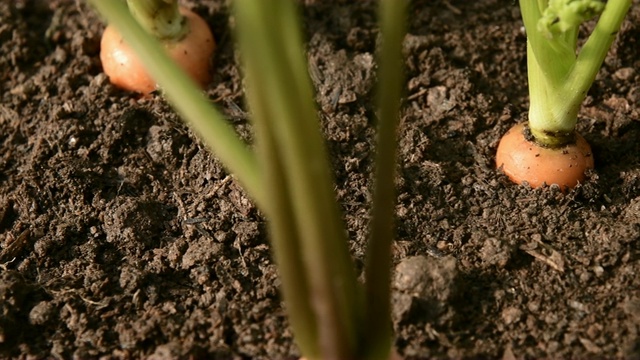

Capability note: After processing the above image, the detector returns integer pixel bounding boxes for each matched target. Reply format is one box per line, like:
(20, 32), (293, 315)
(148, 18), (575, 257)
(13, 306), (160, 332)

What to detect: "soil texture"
(1, 0), (640, 358)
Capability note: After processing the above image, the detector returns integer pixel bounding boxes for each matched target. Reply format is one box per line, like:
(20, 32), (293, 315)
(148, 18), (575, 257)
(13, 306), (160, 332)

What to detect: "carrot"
(100, 2), (215, 94)
(498, 0), (630, 189)
(496, 123), (594, 189)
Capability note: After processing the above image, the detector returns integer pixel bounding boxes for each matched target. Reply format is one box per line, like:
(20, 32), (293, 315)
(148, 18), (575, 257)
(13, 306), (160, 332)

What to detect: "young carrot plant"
(496, 0), (631, 189)
(87, 0), (406, 359)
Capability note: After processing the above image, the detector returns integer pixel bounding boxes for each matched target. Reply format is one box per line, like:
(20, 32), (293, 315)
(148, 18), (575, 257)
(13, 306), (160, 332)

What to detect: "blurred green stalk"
(363, 0), (407, 358)
(232, 1), (361, 358)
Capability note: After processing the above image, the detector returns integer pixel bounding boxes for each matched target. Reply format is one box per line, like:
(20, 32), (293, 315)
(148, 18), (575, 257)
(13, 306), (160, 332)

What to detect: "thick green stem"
(233, 0), (361, 358)
(126, 0), (187, 40)
(526, 40), (579, 146)
(252, 97), (320, 357)
(238, 10), (319, 356)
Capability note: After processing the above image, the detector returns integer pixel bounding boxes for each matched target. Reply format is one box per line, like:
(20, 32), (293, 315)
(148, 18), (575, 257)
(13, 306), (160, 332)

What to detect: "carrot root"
(100, 6), (215, 94)
(496, 123), (594, 190)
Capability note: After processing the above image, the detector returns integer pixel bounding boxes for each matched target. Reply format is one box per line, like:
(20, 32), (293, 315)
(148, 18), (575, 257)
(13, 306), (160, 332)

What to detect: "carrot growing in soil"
(496, 0), (631, 189)
(100, 0), (215, 94)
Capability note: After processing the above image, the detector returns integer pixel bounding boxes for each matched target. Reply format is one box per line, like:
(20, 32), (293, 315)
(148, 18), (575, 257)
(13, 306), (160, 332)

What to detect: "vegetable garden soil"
(1, 0), (639, 358)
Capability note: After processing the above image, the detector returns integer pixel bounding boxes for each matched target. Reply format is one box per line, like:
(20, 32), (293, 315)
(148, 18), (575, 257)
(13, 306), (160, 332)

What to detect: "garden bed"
(1, 0), (639, 358)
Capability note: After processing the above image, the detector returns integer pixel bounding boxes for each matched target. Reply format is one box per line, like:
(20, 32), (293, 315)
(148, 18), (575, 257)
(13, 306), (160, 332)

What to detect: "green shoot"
(520, 0), (631, 147)
(126, 0), (187, 40)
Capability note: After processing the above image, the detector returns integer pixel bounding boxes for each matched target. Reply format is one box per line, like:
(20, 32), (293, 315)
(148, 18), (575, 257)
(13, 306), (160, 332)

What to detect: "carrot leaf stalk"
(126, 0), (188, 40)
(521, 0), (631, 147)
(234, 0), (407, 357)
(362, 0), (406, 358)
(232, 0), (361, 358)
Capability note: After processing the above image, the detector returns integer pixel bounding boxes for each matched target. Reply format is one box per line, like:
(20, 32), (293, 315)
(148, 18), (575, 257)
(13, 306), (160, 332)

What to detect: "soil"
(1, 0), (639, 358)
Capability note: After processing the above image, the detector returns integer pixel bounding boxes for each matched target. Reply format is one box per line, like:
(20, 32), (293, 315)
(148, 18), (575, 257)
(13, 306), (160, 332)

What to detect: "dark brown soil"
(1, 0), (639, 358)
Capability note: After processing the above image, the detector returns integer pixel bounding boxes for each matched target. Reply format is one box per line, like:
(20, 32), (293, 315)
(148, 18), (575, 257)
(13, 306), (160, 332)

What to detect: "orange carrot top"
(99, 0), (215, 94)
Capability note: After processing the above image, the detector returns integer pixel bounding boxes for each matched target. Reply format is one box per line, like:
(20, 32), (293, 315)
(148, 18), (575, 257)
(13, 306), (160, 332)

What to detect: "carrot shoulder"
(100, 7), (215, 94)
(496, 123), (594, 189)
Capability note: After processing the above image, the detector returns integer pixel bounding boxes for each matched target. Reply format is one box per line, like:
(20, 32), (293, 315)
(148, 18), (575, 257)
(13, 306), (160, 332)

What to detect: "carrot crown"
(127, 0), (188, 41)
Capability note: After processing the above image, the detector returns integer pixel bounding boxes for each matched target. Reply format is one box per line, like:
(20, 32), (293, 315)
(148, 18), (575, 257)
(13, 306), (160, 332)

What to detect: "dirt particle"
(501, 306), (522, 325)
(392, 256), (458, 323)
(181, 237), (223, 269)
(622, 297), (640, 321)
(29, 301), (55, 325)
(480, 237), (512, 268)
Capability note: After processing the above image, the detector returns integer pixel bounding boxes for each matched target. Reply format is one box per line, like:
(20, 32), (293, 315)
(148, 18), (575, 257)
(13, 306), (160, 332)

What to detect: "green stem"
(253, 102), (320, 357)
(126, 0), (187, 40)
(87, 0), (265, 208)
(568, 0), (632, 102)
(520, 0), (631, 147)
(520, 0), (574, 82)
(238, 11), (320, 355)
(526, 40), (579, 146)
(233, 0), (361, 358)
(362, 0), (406, 358)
